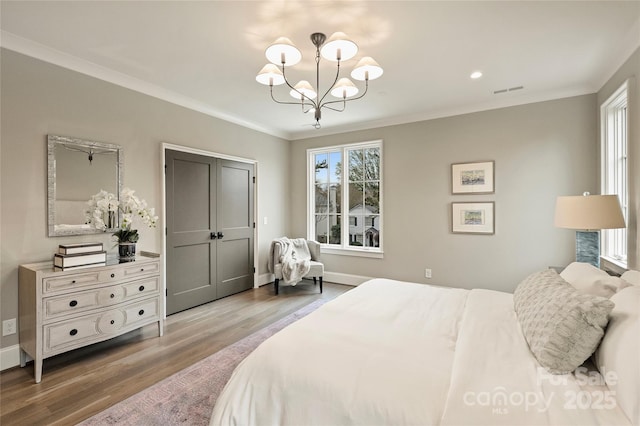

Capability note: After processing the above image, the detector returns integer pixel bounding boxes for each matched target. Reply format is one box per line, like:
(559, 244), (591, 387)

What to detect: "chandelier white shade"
(351, 57), (384, 81)
(320, 32), (358, 62)
(290, 80), (317, 100)
(255, 64), (285, 86)
(330, 78), (359, 98)
(265, 37), (302, 66)
(256, 31), (383, 128)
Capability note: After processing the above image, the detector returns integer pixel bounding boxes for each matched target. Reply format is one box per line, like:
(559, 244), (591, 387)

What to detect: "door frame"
(161, 143), (259, 319)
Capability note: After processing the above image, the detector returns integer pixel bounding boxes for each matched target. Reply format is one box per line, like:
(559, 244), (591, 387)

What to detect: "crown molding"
(0, 30), (291, 140)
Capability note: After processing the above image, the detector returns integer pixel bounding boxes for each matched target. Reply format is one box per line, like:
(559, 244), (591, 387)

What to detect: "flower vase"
(118, 242), (136, 262)
(106, 211), (116, 229)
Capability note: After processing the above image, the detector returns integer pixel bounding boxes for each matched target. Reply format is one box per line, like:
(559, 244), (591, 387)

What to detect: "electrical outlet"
(425, 268), (432, 279)
(2, 318), (17, 336)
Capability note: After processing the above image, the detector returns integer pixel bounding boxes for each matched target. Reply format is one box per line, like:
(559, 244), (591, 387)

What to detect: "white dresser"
(18, 253), (164, 383)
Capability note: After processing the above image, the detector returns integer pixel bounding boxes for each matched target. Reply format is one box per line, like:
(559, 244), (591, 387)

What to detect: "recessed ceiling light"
(470, 71), (483, 79)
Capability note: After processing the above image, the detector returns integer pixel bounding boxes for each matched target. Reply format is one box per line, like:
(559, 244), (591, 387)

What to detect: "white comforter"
(210, 279), (630, 425)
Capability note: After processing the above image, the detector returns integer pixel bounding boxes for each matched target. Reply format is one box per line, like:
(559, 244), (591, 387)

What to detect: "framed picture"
(451, 202), (495, 234)
(451, 161), (494, 194)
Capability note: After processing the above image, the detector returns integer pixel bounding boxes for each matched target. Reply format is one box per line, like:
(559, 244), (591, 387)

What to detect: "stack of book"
(54, 243), (107, 271)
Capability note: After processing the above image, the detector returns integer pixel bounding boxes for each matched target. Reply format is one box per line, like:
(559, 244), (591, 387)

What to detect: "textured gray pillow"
(513, 269), (614, 374)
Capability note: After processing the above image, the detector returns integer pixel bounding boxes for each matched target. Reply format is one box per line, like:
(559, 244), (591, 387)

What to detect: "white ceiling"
(1, 1), (639, 140)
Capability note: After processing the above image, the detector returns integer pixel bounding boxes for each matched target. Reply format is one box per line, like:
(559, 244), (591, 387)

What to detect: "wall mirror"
(47, 134), (124, 237)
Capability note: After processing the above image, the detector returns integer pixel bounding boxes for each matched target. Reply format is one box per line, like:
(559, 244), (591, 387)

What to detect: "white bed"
(211, 274), (637, 425)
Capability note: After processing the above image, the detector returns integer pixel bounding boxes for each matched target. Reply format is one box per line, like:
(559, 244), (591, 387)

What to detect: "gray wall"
(291, 95), (598, 292)
(0, 49), (291, 349)
(597, 47), (640, 270)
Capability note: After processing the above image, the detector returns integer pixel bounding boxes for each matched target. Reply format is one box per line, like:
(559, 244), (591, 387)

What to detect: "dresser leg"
(35, 358), (42, 383)
(157, 319), (164, 337)
(19, 348), (26, 368)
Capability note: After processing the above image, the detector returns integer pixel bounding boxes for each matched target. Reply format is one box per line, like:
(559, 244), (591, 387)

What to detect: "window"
(308, 140), (382, 256)
(601, 82), (628, 266)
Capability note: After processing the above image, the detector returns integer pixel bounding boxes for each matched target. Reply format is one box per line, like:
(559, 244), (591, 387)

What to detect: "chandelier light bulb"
(320, 32), (358, 62)
(290, 80), (317, 100)
(265, 37), (302, 67)
(256, 64), (285, 86)
(351, 57), (384, 81)
(330, 78), (359, 98)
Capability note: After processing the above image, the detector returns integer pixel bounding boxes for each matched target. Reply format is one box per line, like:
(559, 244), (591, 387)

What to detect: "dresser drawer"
(42, 261), (159, 295)
(43, 297), (160, 355)
(43, 271), (103, 293)
(122, 261), (160, 279)
(43, 277), (160, 321)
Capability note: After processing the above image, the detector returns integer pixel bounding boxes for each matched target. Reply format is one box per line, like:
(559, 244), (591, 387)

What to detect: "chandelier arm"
(269, 85), (320, 110)
(269, 85), (311, 106)
(280, 65), (319, 107)
(317, 60), (342, 106)
(321, 79), (370, 109)
(322, 102), (346, 113)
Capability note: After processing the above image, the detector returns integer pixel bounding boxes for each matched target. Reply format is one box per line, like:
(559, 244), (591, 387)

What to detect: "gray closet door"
(216, 159), (254, 298)
(165, 150), (254, 315)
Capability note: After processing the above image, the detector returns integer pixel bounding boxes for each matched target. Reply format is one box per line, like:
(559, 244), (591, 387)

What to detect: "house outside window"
(600, 81), (628, 267)
(308, 140), (383, 257)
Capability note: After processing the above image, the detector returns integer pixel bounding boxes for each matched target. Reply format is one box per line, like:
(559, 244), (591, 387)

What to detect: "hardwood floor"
(0, 281), (351, 426)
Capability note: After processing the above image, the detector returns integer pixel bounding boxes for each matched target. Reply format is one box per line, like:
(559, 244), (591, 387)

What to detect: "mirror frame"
(47, 134), (124, 237)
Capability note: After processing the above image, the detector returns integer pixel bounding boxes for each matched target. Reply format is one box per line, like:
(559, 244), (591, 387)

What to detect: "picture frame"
(451, 202), (495, 234)
(451, 161), (494, 194)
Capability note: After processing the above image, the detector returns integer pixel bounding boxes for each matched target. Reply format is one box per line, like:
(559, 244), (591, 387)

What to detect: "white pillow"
(621, 270), (640, 286)
(595, 285), (640, 425)
(560, 262), (609, 283)
(572, 276), (631, 298)
(560, 262), (627, 298)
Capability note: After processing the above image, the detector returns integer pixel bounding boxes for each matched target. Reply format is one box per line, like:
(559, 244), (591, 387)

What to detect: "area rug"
(78, 299), (327, 425)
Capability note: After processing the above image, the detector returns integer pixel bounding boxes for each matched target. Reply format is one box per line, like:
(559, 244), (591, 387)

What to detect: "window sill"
(320, 246), (384, 259)
(600, 256), (627, 275)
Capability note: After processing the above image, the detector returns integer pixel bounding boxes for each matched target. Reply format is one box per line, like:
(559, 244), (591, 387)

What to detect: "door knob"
(210, 232), (217, 239)
(217, 231), (224, 239)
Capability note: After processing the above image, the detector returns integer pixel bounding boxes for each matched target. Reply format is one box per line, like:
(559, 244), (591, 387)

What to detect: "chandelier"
(256, 32), (383, 129)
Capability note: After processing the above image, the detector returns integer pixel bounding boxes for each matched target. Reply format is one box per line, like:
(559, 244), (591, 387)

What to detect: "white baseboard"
(324, 271), (373, 286)
(257, 273), (274, 287)
(1, 344), (21, 371)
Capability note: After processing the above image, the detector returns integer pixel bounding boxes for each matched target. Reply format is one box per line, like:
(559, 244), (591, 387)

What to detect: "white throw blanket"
(269, 237), (311, 285)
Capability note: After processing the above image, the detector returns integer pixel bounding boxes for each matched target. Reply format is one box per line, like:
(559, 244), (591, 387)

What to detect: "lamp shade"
(265, 37), (302, 67)
(554, 194), (625, 230)
(320, 32), (358, 62)
(351, 57), (384, 81)
(330, 78), (359, 98)
(256, 64), (285, 86)
(289, 80), (317, 100)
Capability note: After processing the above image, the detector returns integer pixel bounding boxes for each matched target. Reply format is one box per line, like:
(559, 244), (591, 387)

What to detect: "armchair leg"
(319, 277), (323, 293)
(313, 277), (317, 285)
(275, 278), (279, 295)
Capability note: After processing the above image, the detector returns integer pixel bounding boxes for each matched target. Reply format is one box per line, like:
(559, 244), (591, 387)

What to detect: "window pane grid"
(309, 142), (382, 252)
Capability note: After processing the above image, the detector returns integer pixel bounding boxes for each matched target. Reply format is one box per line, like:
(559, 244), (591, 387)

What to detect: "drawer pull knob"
(110, 320), (115, 325)
(70, 329), (78, 336)
(138, 309), (145, 316)
(110, 294), (115, 299)
(139, 285), (145, 292)
(110, 273), (115, 278)
(141, 268), (145, 272)
(69, 300), (78, 307)
(71, 280), (76, 284)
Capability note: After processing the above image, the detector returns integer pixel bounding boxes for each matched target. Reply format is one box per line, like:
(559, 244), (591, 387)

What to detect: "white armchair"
(272, 239), (324, 295)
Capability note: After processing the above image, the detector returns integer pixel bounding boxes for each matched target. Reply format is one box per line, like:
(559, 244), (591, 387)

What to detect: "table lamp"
(554, 192), (625, 267)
